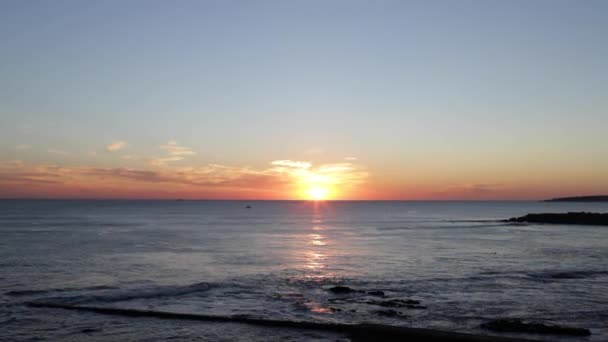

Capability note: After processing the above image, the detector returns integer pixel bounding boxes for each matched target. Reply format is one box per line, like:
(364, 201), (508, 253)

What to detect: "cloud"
(15, 145), (31, 150)
(1, 160), (25, 168)
(0, 158), (368, 199)
(270, 160), (368, 196)
(344, 156), (357, 161)
(161, 141), (195, 156)
(106, 141), (126, 152)
(147, 156), (184, 166)
(0, 162), (288, 190)
(271, 160), (312, 169)
(0, 161), (68, 184)
(318, 163), (354, 173)
(148, 141), (196, 166)
(121, 155), (139, 160)
(47, 149), (69, 155)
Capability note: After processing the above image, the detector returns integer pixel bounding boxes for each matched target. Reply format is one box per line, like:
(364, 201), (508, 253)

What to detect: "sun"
(307, 186), (328, 201)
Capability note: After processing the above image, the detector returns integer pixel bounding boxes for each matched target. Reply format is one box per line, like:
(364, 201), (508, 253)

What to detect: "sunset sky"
(1, 1), (607, 200)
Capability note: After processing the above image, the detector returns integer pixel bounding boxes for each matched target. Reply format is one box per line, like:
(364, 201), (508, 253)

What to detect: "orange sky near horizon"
(1, 152), (606, 200)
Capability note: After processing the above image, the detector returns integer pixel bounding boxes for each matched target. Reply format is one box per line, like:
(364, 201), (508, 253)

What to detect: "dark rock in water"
(328, 286), (357, 294)
(327, 298), (348, 304)
(245, 205), (252, 209)
(481, 319), (591, 336)
(405, 304), (427, 309)
(506, 212), (608, 226)
(368, 299), (425, 309)
(367, 290), (385, 297)
(374, 309), (407, 318)
(549, 272), (583, 279)
(30, 301), (542, 342)
(81, 328), (101, 333)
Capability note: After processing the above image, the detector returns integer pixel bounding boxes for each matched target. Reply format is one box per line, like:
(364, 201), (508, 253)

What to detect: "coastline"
(28, 302), (540, 342)
(507, 212), (608, 226)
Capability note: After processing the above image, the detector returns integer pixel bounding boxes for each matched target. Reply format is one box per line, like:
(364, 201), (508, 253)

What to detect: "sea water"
(1, 200), (607, 341)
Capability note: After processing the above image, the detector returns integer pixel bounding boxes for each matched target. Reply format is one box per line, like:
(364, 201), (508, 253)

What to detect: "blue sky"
(1, 0), (607, 199)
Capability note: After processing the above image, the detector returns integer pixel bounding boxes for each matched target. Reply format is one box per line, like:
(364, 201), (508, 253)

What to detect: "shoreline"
(506, 212), (608, 226)
(28, 301), (540, 342)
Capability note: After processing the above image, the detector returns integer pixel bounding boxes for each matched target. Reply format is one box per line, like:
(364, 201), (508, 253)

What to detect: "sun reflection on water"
(293, 202), (345, 314)
(304, 251), (326, 270)
(309, 233), (327, 246)
(302, 202), (334, 282)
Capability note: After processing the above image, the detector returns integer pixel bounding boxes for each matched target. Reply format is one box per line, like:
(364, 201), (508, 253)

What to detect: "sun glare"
(307, 186), (328, 201)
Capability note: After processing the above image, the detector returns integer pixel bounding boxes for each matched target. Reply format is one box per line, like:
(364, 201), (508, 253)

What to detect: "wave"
(376, 222), (522, 232)
(528, 270), (608, 280)
(27, 302), (532, 342)
(5, 285), (117, 297)
(475, 269), (608, 282)
(40, 282), (214, 305)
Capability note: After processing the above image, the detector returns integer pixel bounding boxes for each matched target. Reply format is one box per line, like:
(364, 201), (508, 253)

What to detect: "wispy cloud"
(106, 141), (126, 152)
(147, 156), (184, 166)
(271, 160), (311, 169)
(149, 141), (196, 166)
(0, 158), (368, 199)
(344, 156), (357, 161)
(0, 161), (67, 184)
(47, 149), (69, 155)
(1, 160), (25, 168)
(161, 140), (195, 156)
(15, 145), (31, 150)
(318, 163), (355, 173)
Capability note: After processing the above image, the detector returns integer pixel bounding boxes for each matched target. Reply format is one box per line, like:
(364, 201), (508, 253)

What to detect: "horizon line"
(0, 197), (545, 202)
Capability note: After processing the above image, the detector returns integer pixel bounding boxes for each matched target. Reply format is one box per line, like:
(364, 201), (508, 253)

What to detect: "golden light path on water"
(302, 201), (335, 314)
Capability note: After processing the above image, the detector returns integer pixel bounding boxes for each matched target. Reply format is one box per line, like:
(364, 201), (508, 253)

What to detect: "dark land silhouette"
(544, 195), (608, 202)
(507, 212), (608, 225)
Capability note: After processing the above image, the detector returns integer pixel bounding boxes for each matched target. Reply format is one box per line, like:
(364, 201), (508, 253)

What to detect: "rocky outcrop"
(506, 212), (608, 226)
(544, 195), (608, 202)
(481, 318), (591, 336)
(374, 309), (408, 318)
(368, 299), (426, 309)
(327, 286), (358, 294)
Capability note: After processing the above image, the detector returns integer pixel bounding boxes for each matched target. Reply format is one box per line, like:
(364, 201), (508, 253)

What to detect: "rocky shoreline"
(506, 212), (608, 226)
(543, 195), (608, 202)
(481, 318), (590, 336)
(27, 284), (594, 341)
(25, 301), (540, 342)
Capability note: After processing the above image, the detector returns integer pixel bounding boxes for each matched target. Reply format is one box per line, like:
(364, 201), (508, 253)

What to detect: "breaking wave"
(20, 282), (215, 305)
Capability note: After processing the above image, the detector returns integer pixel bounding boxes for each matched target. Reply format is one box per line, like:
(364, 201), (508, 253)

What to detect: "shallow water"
(1, 200), (607, 341)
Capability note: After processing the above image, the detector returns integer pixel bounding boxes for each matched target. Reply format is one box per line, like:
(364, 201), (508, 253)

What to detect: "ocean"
(1, 200), (607, 341)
